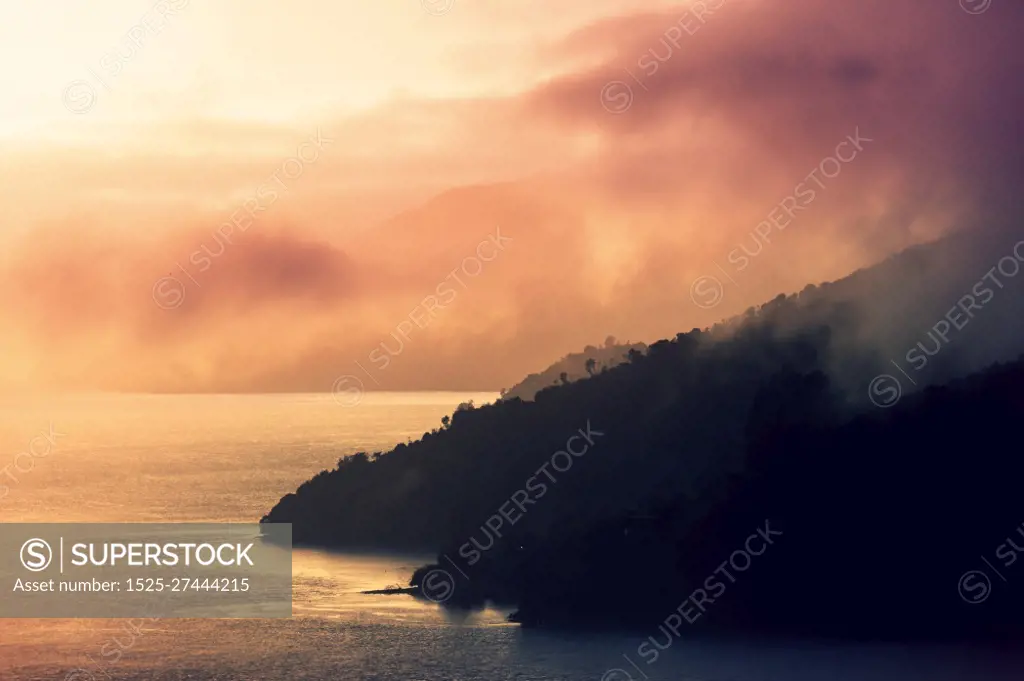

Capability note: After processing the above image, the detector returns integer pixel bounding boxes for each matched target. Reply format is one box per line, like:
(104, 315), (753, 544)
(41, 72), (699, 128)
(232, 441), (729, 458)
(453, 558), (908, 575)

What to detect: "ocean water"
(0, 393), (1021, 680)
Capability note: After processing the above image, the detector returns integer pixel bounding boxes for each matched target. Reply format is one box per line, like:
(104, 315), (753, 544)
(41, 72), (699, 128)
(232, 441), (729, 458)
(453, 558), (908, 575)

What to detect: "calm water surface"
(0, 393), (1020, 680)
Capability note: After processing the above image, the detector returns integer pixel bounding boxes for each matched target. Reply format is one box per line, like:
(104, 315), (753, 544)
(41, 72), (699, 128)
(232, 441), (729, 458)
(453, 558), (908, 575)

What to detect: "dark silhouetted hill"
(262, 230), (1024, 640)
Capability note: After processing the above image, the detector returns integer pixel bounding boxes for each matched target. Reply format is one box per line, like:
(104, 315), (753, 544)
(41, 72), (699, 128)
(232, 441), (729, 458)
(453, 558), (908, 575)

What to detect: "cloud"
(1, 0), (1022, 392)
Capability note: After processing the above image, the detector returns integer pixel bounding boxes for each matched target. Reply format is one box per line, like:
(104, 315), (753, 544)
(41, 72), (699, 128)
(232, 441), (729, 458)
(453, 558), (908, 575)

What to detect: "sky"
(0, 0), (1021, 393)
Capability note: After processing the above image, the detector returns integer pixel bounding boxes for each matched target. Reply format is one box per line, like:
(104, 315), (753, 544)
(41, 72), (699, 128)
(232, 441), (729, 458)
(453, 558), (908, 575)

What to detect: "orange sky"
(0, 0), (1021, 392)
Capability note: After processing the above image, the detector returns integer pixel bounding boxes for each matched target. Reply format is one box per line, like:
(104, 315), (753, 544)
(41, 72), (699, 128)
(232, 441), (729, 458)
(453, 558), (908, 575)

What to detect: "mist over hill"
(263, 228), (1024, 638)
